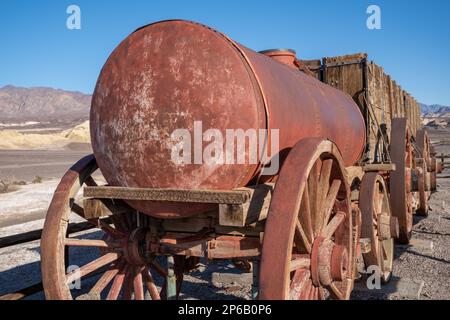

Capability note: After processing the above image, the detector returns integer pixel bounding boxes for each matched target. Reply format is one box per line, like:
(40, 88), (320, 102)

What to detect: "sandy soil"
(0, 180), (59, 228)
(0, 121), (90, 150)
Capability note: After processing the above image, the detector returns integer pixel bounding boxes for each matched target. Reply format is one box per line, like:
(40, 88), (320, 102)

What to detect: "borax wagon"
(40, 20), (437, 300)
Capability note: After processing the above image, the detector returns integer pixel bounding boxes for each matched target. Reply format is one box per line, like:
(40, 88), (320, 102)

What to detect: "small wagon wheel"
(346, 168), (363, 283)
(259, 138), (354, 300)
(430, 157), (438, 192)
(390, 118), (413, 244)
(359, 173), (396, 283)
(415, 129), (431, 216)
(417, 161), (430, 216)
(416, 129), (431, 168)
(41, 155), (182, 300)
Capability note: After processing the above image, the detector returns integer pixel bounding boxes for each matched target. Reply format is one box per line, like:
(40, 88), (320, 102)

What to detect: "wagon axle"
(311, 237), (349, 287)
(122, 227), (150, 266)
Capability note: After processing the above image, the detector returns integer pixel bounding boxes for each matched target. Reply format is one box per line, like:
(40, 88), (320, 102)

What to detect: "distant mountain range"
(420, 103), (450, 116)
(0, 85), (449, 125)
(0, 85), (91, 124)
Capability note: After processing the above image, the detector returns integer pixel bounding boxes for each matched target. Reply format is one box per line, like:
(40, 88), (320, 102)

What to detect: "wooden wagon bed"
(301, 53), (422, 164)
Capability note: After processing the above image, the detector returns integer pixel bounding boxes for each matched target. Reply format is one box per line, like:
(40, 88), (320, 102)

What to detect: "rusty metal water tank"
(90, 20), (365, 218)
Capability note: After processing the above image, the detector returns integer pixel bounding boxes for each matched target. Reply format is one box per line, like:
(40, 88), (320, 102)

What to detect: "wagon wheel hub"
(122, 227), (150, 266)
(311, 237), (349, 287)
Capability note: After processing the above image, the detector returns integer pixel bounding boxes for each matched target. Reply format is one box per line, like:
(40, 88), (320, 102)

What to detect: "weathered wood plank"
(363, 163), (396, 172)
(83, 198), (110, 219)
(84, 186), (251, 204)
(219, 184), (274, 227)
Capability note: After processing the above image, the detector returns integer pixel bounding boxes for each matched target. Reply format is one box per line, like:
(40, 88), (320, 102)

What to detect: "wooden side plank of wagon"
(84, 186), (252, 204)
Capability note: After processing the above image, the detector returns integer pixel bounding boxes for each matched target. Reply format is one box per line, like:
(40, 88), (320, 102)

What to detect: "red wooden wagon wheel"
(417, 161), (430, 216)
(41, 155), (183, 300)
(259, 138), (354, 300)
(390, 118), (413, 244)
(416, 129), (431, 216)
(416, 129), (431, 168)
(359, 173), (396, 283)
(430, 157), (438, 192)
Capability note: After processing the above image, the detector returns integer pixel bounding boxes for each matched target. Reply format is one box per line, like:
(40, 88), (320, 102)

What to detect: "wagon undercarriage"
(39, 132), (436, 300)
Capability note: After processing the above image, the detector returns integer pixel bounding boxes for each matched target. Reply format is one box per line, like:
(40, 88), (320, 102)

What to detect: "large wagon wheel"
(41, 155), (181, 300)
(359, 173), (396, 283)
(259, 138), (354, 300)
(390, 118), (413, 244)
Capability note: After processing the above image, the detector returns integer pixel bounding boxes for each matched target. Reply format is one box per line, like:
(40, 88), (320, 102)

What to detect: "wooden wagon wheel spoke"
(133, 267), (145, 300)
(66, 252), (119, 284)
(260, 139), (354, 300)
(316, 159), (333, 227)
(142, 267), (161, 300)
(289, 257), (311, 271)
(71, 202), (86, 218)
(69, 202), (103, 229)
(106, 265), (127, 300)
(99, 220), (125, 239)
(317, 286), (325, 299)
(85, 176), (98, 187)
(289, 270), (310, 300)
(90, 264), (121, 295)
(321, 211), (345, 239)
(321, 179), (342, 232)
(122, 267), (134, 300)
(294, 220), (312, 253)
(299, 280), (314, 300)
(64, 238), (114, 248)
(111, 214), (130, 234)
(299, 184), (314, 243)
(310, 286), (319, 300)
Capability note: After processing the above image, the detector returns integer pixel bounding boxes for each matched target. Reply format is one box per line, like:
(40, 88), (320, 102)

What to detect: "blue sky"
(1, 0), (449, 105)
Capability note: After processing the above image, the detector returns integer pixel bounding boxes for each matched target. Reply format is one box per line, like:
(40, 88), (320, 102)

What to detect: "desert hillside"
(0, 85), (91, 124)
(0, 86), (91, 150)
(421, 103), (450, 130)
(420, 103), (450, 116)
